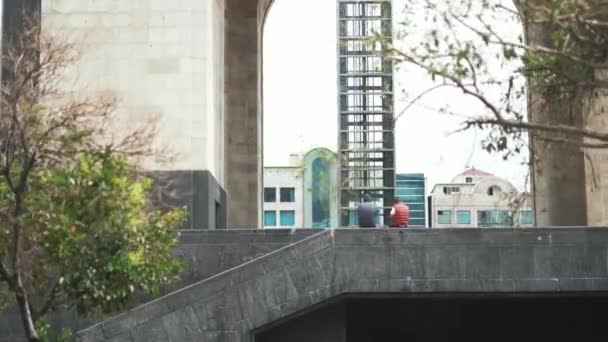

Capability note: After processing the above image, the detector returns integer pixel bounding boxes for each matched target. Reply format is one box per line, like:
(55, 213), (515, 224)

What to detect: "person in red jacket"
(390, 197), (410, 228)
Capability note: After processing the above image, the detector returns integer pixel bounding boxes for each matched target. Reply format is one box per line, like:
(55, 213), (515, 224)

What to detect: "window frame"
(280, 187), (296, 203)
(478, 210), (512, 228)
(520, 210), (534, 225)
(279, 210), (296, 226)
(456, 210), (471, 224)
(264, 210), (277, 227)
(437, 210), (452, 224)
(264, 188), (276, 203)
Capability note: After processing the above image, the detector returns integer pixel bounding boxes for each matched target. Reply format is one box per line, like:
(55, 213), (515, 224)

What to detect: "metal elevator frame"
(337, 0), (395, 226)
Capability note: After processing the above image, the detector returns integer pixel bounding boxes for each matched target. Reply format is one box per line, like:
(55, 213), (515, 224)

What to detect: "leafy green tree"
(0, 18), (186, 341)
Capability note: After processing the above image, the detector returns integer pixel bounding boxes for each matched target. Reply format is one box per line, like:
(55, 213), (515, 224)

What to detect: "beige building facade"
(430, 169), (533, 228)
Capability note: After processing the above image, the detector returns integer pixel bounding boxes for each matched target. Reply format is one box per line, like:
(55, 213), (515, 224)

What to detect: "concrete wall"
(76, 228), (608, 342)
(42, 0), (224, 176)
(0, 229), (320, 342)
(174, 229), (319, 288)
(39, 0), (229, 228)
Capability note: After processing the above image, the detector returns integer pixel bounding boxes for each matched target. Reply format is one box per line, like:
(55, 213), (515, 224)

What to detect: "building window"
(437, 210), (452, 224)
(264, 188), (276, 202)
(264, 211), (276, 227)
(520, 210), (534, 225)
(280, 211), (295, 226)
(443, 187), (460, 195)
(487, 186), (502, 196)
(456, 210), (471, 224)
(280, 187), (295, 203)
(478, 210), (512, 228)
(465, 177), (473, 183)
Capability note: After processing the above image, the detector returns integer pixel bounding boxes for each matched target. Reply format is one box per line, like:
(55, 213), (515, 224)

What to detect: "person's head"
(394, 197), (402, 205)
(363, 193), (372, 203)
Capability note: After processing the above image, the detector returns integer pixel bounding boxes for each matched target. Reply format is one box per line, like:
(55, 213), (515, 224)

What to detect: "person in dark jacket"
(390, 197), (410, 228)
(357, 193), (378, 228)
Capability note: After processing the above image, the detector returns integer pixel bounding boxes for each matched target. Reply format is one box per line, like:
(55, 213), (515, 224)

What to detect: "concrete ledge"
(76, 228), (608, 342)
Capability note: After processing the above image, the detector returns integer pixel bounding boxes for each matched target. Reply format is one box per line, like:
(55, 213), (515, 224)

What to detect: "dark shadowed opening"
(254, 294), (608, 342)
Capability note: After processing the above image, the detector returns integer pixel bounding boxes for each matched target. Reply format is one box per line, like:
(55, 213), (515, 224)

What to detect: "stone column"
(224, 0), (262, 228)
(524, 5), (590, 226)
(525, 1), (608, 227)
(583, 66), (608, 226)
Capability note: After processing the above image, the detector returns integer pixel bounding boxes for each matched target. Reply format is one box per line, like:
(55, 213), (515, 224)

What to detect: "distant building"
(263, 166), (303, 228)
(263, 148), (339, 228)
(337, 0), (396, 226)
(429, 168), (533, 228)
(395, 173), (427, 227)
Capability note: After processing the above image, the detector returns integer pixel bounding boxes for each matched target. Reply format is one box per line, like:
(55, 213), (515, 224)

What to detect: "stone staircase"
(76, 228), (608, 342)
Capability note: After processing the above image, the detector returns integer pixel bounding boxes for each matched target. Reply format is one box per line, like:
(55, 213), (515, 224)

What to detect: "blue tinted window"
(348, 210), (358, 226)
(264, 211), (276, 226)
(396, 174), (424, 181)
(396, 188), (425, 196)
(437, 210), (452, 224)
(280, 211), (295, 226)
(456, 210), (471, 224)
(520, 210), (534, 225)
(397, 195), (425, 203)
(478, 210), (512, 228)
(405, 203), (425, 211)
(409, 218), (426, 227)
(264, 188), (276, 202)
(396, 180), (424, 188)
(280, 188), (295, 202)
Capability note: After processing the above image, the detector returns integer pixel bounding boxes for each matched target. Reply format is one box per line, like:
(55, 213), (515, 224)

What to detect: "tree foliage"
(391, 0), (608, 156)
(0, 17), (185, 341)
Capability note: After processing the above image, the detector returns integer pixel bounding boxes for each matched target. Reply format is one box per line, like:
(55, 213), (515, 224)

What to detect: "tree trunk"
(14, 276), (39, 342)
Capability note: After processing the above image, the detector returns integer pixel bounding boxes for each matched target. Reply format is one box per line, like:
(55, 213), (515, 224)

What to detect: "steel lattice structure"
(337, 0), (395, 226)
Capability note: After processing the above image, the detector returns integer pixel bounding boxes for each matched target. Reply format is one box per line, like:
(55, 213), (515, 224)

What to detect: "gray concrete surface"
(0, 229), (319, 342)
(76, 228), (608, 342)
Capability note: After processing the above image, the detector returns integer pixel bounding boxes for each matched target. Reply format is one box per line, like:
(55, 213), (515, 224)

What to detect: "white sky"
(263, 0), (529, 192)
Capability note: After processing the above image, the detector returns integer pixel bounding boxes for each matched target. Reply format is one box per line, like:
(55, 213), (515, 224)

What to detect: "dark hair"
(394, 197), (401, 204)
(363, 193), (372, 202)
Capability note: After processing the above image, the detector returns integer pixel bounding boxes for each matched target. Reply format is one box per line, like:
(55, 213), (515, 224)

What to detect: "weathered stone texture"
(0, 229), (318, 342)
(76, 228), (608, 342)
(41, 0), (224, 176)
